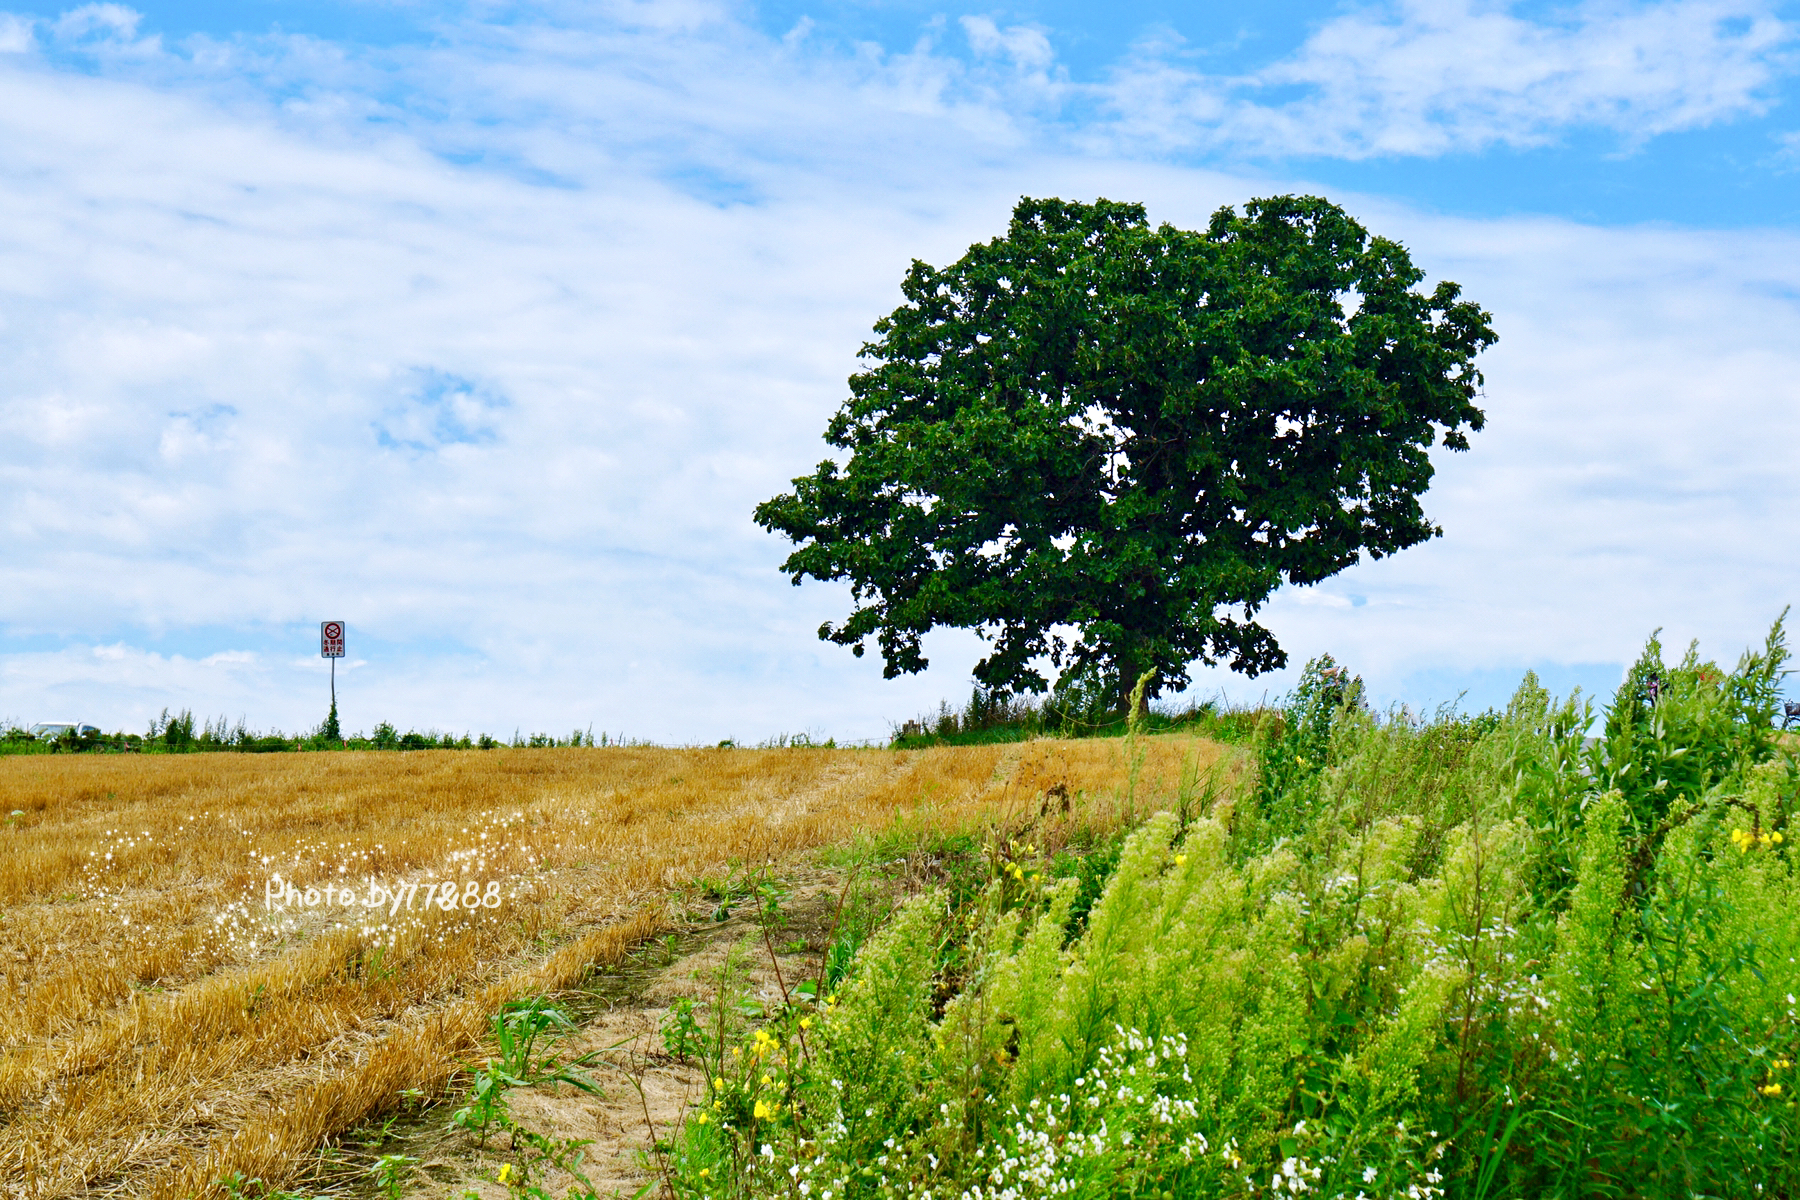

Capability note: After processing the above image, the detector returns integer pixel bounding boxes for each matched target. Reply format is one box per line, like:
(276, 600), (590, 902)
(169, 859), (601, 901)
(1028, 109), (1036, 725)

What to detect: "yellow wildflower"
(799, 1016), (813, 1029)
(1761, 1083), (1783, 1097)
(498, 1164), (513, 1184)
(754, 1098), (778, 1118)
(714, 1076), (725, 1089)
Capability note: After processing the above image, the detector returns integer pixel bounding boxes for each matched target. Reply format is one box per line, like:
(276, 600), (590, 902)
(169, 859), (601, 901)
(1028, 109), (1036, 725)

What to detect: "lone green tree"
(754, 195), (1496, 713)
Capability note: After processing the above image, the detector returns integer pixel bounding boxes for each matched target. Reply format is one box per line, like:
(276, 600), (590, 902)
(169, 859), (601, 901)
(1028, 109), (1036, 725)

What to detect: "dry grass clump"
(0, 736), (1237, 1198)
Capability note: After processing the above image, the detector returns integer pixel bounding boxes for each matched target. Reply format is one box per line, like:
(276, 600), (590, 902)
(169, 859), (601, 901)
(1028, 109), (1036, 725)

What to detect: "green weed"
(449, 997), (603, 1147)
(663, 618), (1800, 1199)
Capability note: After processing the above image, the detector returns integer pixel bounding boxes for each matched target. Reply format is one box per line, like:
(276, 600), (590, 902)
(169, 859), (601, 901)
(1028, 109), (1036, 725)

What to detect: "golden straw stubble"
(0, 737), (1231, 1197)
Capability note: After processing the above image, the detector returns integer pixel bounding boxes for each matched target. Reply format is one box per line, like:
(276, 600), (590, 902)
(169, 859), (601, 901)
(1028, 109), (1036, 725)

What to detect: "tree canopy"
(754, 195), (1496, 710)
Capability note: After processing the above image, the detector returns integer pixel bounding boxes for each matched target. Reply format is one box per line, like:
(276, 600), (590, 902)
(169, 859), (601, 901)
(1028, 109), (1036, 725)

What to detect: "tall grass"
(670, 621), (1800, 1198)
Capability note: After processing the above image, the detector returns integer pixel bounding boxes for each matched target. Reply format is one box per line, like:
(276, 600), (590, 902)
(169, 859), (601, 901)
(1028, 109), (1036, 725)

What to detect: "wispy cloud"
(5, 2), (1790, 169)
(1103, 0), (1795, 157)
(376, 370), (509, 454)
(1772, 126), (1800, 165)
(0, 12), (32, 53)
(54, 3), (144, 44)
(0, 2), (1797, 738)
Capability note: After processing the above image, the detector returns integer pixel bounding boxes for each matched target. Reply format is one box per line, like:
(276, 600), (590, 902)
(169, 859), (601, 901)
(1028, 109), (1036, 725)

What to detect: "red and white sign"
(321, 621), (345, 659)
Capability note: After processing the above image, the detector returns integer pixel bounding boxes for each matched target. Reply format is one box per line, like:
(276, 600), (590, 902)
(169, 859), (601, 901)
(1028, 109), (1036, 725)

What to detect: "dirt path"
(299, 869), (858, 1199)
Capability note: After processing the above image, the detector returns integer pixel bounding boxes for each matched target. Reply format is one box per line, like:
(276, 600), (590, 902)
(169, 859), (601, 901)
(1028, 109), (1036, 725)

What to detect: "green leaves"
(1588, 612), (1792, 840)
(450, 997), (603, 1148)
(756, 194), (1496, 709)
(658, 633), (1800, 1198)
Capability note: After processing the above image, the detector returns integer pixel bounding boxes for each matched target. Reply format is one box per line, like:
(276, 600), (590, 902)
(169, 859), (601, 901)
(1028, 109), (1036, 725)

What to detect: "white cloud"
(1103, 0), (1795, 157)
(1168, 203), (1800, 709)
(0, 13), (33, 54)
(43, 2), (164, 61)
(0, 3), (1797, 740)
(1, 641), (269, 728)
(200, 649), (256, 666)
(1773, 126), (1800, 165)
(960, 16), (1055, 74)
(0, 13), (1057, 738)
(54, 4), (141, 43)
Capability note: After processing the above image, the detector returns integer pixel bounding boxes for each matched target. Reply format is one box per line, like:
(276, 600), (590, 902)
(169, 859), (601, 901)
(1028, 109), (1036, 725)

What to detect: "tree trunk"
(1117, 646), (1154, 726)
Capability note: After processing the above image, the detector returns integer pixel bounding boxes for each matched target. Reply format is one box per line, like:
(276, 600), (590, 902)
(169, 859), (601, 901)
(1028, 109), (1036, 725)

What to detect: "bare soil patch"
(299, 870), (864, 1199)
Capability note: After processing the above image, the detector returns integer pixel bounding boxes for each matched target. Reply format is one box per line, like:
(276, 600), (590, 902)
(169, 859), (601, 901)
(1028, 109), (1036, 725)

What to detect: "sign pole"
(321, 622), (346, 737)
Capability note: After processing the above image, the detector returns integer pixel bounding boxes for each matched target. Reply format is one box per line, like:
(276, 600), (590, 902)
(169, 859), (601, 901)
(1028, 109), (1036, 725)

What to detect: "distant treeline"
(890, 684), (1277, 749)
(0, 709), (622, 756)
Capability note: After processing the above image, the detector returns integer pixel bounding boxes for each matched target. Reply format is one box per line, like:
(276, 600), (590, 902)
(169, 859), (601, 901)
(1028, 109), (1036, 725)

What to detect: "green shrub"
(890, 680), (1276, 749)
(2, 709), (528, 755)
(667, 618), (1800, 1199)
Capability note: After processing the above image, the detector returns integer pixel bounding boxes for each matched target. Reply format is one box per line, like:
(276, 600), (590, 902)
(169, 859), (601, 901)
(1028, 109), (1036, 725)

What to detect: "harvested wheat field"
(0, 735), (1241, 1199)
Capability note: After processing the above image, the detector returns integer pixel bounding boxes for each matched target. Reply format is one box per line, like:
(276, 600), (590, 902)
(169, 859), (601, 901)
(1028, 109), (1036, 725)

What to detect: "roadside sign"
(321, 621), (345, 658)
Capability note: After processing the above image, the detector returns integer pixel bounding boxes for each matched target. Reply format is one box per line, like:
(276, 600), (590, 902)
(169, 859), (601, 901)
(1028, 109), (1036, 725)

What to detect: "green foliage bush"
(890, 682), (1273, 749)
(0, 724), (145, 755)
(0, 709), (611, 755)
(668, 621), (1800, 1199)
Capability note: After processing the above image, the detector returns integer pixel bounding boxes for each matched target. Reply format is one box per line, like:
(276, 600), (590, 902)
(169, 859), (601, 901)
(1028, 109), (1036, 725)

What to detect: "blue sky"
(10, 0), (1798, 226)
(1, 0), (1798, 741)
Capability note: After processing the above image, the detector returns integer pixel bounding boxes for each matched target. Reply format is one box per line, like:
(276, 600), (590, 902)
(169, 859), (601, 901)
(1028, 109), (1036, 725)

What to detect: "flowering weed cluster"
(666, 619), (1800, 1198)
